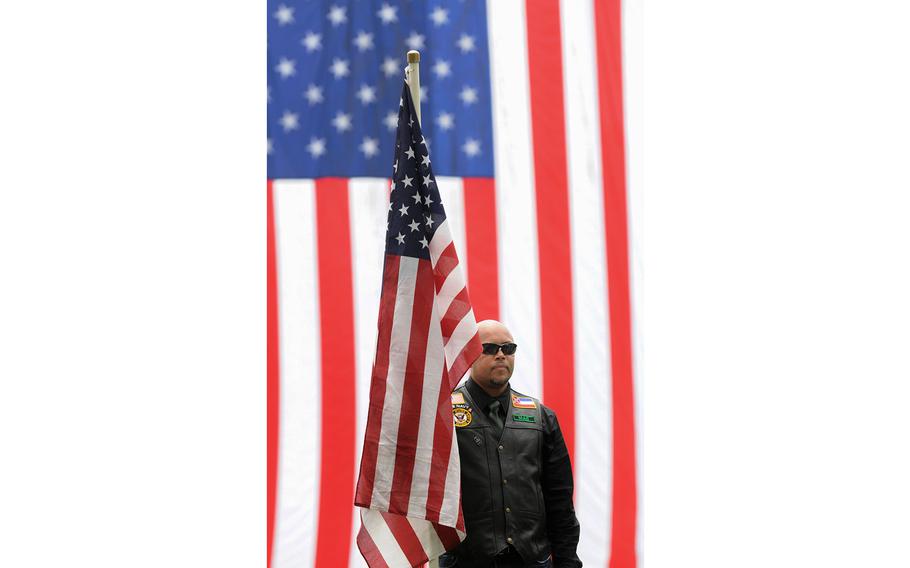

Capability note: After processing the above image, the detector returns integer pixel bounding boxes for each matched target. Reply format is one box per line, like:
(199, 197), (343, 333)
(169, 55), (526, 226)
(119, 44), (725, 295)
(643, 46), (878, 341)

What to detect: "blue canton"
(387, 83), (445, 260)
(267, 0), (495, 179)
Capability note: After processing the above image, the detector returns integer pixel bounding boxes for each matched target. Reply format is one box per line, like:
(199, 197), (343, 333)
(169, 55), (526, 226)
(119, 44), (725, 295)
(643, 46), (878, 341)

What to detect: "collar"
(466, 378), (511, 411)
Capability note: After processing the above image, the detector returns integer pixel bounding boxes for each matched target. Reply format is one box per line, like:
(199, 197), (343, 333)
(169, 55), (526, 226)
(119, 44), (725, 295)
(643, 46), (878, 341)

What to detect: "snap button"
(507, 537), (513, 544)
(505, 507), (511, 513)
(498, 445), (504, 450)
(502, 479), (508, 484)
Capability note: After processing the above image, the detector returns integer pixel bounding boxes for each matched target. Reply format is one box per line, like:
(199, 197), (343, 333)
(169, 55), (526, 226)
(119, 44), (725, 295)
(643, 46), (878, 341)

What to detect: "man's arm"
(541, 407), (582, 567)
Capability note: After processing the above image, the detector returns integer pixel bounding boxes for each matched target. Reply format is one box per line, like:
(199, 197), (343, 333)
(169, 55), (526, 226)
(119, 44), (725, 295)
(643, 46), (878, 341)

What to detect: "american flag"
(267, 1), (637, 567)
(353, 82), (482, 566)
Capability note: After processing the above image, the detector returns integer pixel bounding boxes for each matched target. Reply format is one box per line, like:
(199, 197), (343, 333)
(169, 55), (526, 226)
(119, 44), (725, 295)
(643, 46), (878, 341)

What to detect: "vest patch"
(511, 395), (537, 409)
(513, 414), (536, 423)
(451, 392), (466, 405)
(453, 405), (473, 427)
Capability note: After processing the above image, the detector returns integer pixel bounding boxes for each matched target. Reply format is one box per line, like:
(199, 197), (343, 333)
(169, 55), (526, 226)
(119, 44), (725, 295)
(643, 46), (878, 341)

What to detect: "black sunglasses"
(481, 342), (518, 356)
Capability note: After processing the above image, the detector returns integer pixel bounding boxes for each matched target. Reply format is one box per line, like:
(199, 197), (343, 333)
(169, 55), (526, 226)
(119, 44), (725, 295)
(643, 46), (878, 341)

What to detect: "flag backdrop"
(267, 0), (637, 566)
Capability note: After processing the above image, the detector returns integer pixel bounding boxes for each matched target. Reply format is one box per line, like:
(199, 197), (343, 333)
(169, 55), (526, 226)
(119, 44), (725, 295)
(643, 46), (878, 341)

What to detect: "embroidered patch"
(453, 406), (473, 427)
(513, 414), (536, 423)
(511, 396), (537, 409)
(451, 392), (466, 405)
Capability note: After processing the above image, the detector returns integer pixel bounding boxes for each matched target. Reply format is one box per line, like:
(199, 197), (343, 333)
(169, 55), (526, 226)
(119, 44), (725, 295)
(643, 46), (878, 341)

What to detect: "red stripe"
(525, 0), (577, 459)
(383, 512), (431, 566)
(593, 1), (638, 567)
(356, 254), (401, 506)
(356, 523), (390, 568)
(314, 178), (357, 567)
(425, 366), (453, 523)
(432, 241), (459, 292)
(389, 259), (436, 514)
(266, 181), (279, 568)
(446, 333), (482, 391)
(440, 287), (471, 340)
(434, 523), (462, 550)
(462, 178), (500, 321)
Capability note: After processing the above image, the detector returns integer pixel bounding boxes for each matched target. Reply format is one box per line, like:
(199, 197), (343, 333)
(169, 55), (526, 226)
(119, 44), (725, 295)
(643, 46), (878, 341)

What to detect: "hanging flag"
(353, 82), (481, 567)
(267, 1), (637, 567)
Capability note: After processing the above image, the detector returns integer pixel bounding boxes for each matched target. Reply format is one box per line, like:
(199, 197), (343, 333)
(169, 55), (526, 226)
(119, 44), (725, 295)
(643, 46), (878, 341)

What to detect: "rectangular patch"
(511, 396), (537, 409)
(451, 393), (465, 405)
(513, 414), (536, 423)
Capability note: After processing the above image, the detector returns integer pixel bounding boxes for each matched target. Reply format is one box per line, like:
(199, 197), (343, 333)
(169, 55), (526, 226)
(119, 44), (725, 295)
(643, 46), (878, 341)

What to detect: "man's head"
(470, 320), (516, 395)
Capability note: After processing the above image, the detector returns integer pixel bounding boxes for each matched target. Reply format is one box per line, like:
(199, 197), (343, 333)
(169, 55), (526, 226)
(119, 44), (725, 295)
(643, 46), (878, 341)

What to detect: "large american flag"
(267, 1), (637, 567)
(353, 82), (481, 566)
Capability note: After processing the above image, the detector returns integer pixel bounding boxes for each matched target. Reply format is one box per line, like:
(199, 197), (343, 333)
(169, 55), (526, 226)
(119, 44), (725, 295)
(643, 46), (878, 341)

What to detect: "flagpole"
(406, 50), (421, 125)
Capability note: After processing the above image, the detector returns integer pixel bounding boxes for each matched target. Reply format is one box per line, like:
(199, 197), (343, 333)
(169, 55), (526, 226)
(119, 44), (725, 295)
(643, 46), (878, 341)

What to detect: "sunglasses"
(481, 342), (518, 356)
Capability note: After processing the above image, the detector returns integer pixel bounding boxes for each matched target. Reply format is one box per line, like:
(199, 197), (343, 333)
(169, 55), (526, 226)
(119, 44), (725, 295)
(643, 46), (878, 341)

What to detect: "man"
(441, 320), (582, 567)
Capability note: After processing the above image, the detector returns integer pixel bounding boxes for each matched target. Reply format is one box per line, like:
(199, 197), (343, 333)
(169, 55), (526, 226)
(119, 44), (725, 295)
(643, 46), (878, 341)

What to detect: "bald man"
(440, 320), (582, 568)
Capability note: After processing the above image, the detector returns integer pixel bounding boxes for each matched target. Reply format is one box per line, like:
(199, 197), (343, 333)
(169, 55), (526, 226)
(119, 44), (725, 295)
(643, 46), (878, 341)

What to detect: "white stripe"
(360, 510), (411, 568)
(561, 0), (614, 564)
(428, 218), (454, 268)
(439, 423), (462, 527)
(407, 315), (446, 518)
(371, 256), (420, 509)
(272, 180), (320, 568)
(444, 313), (477, 377)
(349, 178), (392, 568)
(407, 517), (446, 561)
(436, 176), (468, 280)
(487, 0), (543, 399)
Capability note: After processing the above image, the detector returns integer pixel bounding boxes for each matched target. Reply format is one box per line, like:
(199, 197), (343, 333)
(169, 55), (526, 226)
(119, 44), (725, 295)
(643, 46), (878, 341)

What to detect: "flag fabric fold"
(354, 82), (482, 568)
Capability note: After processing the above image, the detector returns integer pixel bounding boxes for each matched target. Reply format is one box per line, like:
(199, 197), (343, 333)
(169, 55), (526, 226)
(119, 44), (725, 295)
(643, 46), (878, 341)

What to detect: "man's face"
(470, 324), (515, 390)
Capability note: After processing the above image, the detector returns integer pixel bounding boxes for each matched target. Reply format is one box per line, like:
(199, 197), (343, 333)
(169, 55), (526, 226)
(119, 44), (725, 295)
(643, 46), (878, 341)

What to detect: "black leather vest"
(449, 385), (550, 563)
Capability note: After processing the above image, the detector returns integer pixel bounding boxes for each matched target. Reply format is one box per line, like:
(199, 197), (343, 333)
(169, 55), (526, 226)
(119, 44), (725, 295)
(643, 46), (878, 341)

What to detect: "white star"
(389, 202), (393, 212)
(395, 233), (406, 245)
(384, 111), (398, 131)
(381, 57), (399, 78)
(330, 58), (350, 79)
(421, 154), (431, 168)
(304, 84), (323, 105)
(408, 219), (420, 232)
(420, 135), (429, 148)
(460, 86), (478, 105)
(425, 215), (435, 228)
(436, 112), (454, 131)
(457, 34), (476, 53)
(406, 32), (425, 50)
(377, 3), (397, 24)
(422, 174), (435, 187)
(390, 180), (396, 192)
(267, 138), (273, 155)
(356, 84), (376, 105)
(267, 85), (271, 104)
(279, 110), (299, 131)
(419, 236), (429, 249)
(307, 137), (326, 158)
(463, 138), (481, 157)
(360, 137), (379, 158)
(398, 203), (410, 217)
(423, 193), (434, 206)
(353, 31), (374, 51)
(411, 190), (422, 203)
(275, 57), (296, 79)
(402, 175), (413, 187)
(274, 4), (294, 25)
(433, 60), (451, 79)
(393, 160), (399, 173)
(332, 112), (352, 132)
(302, 32), (321, 52)
(430, 7), (449, 26)
(405, 146), (416, 159)
(327, 5), (347, 26)
(420, 85), (429, 100)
